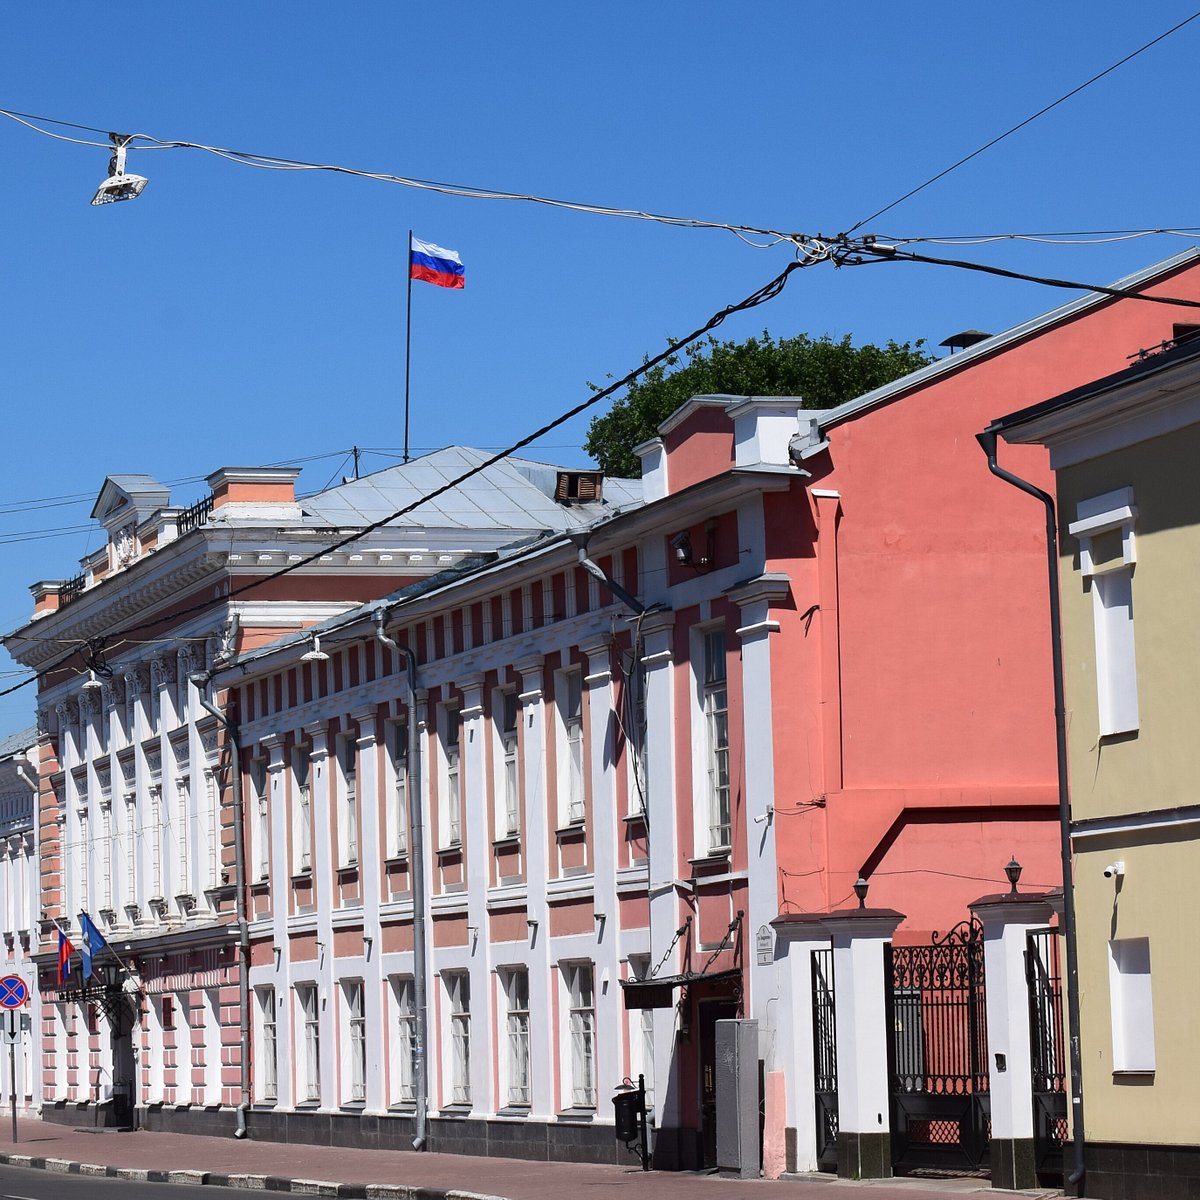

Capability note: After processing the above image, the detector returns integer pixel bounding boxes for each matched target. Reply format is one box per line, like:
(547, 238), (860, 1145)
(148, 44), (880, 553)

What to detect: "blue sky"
(1, 2), (1198, 729)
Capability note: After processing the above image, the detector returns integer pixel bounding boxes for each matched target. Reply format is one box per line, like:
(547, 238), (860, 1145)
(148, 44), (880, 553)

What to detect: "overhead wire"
(838, 240), (1200, 309)
(844, 7), (1200, 234)
(0, 105), (797, 250)
(883, 226), (1200, 247)
(0, 249), (818, 698)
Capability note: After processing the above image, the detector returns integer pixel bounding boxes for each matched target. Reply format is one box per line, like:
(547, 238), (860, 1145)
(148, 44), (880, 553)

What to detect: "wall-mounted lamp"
(273, 945), (282, 969)
(91, 133), (148, 206)
(853, 876), (869, 909)
(302, 635), (330, 663)
(468, 925), (480, 953)
(81, 670), (103, 693)
(669, 523), (716, 569)
(363, 934), (374, 958)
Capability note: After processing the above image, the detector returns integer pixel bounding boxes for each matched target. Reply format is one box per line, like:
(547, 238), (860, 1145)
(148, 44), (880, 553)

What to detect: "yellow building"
(988, 332), (1200, 1198)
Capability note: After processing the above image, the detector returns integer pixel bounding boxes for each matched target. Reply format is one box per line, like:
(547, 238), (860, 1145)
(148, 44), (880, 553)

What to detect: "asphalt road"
(0, 1164), (253, 1200)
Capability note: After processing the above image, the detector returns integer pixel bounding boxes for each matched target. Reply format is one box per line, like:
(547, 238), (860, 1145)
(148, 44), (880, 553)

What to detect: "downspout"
(574, 542), (646, 616)
(374, 612), (428, 1151)
(976, 430), (1086, 1189)
(190, 671), (251, 1140)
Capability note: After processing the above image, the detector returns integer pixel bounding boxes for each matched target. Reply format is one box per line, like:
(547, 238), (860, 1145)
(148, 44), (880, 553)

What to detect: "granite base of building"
(42, 1100), (137, 1131)
(837, 1130), (891, 1180)
(1083, 1141), (1200, 1200)
(989, 1136), (1036, 1190)
(123, 1104), (627, 1165)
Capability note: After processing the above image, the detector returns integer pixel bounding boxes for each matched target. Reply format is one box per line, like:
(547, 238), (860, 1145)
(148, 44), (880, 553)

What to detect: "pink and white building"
(10, 248), (1200, 1176)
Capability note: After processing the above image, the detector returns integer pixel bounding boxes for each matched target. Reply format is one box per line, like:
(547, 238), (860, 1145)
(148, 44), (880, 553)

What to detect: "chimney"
(206, 467), (303, 512)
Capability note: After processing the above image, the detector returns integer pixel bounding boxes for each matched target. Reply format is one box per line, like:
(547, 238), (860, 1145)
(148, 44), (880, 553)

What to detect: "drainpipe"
(976, 430), (1086, 1190)
(189, 671), (251, 1140)
(374, 612), (428, 1151)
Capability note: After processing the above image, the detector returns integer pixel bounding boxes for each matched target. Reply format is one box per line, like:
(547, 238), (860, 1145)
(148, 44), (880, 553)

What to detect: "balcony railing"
(178, 493), (215, 536)
(59, 572), (86, 607)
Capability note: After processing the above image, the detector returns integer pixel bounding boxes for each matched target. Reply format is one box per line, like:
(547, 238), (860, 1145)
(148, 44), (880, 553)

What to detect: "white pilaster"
(824, 908), (904, 1180)
(971, 892), (1056, 1190)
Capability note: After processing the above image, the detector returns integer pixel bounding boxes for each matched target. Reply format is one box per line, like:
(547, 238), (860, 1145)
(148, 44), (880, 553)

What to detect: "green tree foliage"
(585, 331), (933, 478)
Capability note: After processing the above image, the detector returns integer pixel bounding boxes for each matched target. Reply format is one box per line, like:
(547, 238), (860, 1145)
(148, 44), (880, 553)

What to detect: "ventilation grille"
(555, 471), (603, 504)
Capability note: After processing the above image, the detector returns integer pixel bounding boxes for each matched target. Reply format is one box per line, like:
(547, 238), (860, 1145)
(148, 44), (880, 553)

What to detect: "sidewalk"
(0, 1119), (1058, 1200)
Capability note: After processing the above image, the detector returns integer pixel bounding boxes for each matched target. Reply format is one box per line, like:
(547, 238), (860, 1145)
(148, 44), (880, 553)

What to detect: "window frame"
(499, 966), (531, 1107)
(444, 970), (471, 1105)
(702, 626), (731, 853)
(562, 961), (596, 1110)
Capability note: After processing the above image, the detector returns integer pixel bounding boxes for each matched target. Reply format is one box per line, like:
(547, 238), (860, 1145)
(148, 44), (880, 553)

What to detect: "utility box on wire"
(715, 1018), (759, 1179)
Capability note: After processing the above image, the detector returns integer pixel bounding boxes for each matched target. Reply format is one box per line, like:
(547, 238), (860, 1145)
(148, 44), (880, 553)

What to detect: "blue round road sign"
(0, 976), (27, 1009)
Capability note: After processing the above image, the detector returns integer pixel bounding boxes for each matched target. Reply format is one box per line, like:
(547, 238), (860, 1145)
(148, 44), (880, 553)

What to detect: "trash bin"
(613, 1087), (641, 1143)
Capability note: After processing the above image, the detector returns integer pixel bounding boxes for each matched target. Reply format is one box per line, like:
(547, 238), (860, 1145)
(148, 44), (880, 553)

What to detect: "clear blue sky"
(2, 1), (1198, 729)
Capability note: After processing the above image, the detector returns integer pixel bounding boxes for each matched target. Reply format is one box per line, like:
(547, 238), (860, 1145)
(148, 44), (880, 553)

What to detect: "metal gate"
(811, 947), (838, 1172)
(886, 919), (990, 1173)
(1026, 928), (1067, 1182)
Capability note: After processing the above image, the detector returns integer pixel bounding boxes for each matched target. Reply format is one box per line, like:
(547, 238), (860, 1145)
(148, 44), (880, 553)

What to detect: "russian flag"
(57, 928), (75, 985)
(410, 236), (465, 289)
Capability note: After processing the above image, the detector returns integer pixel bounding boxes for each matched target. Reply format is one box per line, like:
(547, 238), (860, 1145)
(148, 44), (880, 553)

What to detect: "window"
(500, 968), (530, 1106)
(1109, 937), (1155, 1073)
(388, 722), (409, 857)
(564, 962), (596, 1108)
(298, 983), (320, 1102)
(1069, 488), (1139, 736)
(628, 956), (654, 1105)
(338, 736), (359, 868)
(250, 760), (269, 882)
(704, 629), (731, 850)
(626, 662), (649, 818)
(446, 972), (471, 1104)
(344, 980), (366, 1102)
(292, 748), (312, 874)
(561, 671), (585, 825)
(390, 977), (416, 1106)
(258, 987), (278, 1102)
(443, 708), (462, 847)
(497, 692), (520, 837)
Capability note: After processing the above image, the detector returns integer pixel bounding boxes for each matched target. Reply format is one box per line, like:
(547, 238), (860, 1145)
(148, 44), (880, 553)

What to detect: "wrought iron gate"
(1025, 928), (1067, 1182)
(886, 919), (990, 1172)
(811, 947), (838, 1172)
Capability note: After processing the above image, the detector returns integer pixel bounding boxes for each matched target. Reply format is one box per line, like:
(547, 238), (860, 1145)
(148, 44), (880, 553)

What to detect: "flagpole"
(404, 228), (413, 464)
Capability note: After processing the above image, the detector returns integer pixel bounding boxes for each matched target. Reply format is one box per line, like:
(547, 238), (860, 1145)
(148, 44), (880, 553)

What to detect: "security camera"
(752, 807), (774, 826)
(1103, 861), (1125, 879)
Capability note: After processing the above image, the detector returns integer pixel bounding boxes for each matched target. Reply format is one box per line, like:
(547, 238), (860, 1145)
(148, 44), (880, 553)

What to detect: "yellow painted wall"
(1055, 422), (1200, 1144)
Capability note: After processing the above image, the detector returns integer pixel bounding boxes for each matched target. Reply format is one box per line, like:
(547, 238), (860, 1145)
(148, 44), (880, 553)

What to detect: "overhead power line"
(0, 104), (799, 251)
(845, 7), (1200, 234)
(0, 250), (816, 698)
(839, 240), (1200, 309)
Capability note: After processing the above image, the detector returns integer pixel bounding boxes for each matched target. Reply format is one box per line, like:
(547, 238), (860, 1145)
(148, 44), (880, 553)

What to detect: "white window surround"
(690, 624), (731, 855)
(1108, 936), (1155, 1073)
(627, 955), (655, 1106)
(561, 961), (596, 1109)
(386, 721), (409, 858)
(389, 976), (416, 1107)
(297, 982), (321, 1103)
(444, 971), (471, 1105)
(342, 979), (367, 1103)
(257, 986), (278, 1102)
(1069, 488), (1139, 737)
(494, 690), (520, 839)
(291, 746), (312, 876)
(499, 966), (530, 1107)
(441, 707), (462, 849)
(556, 670), (586, 828)
(336, 735), (359, 869)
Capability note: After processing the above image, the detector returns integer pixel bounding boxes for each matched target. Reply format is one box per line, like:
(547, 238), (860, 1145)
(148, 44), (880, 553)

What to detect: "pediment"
(90, 474), (170, 532)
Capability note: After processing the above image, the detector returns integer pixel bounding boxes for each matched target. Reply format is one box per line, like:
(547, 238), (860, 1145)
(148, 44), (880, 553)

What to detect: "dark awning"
(620, 968), (741, 1010)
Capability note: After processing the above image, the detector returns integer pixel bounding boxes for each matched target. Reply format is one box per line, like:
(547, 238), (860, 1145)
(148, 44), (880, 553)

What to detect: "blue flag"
(78, 911), (108, 981)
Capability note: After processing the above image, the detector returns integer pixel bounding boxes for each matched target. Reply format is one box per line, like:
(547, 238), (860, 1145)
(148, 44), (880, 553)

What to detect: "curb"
(0, 1153), (511, 1200)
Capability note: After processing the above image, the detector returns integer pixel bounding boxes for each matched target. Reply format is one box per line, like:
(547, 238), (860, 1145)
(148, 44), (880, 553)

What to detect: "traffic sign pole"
(8, 1013), (15, 1144)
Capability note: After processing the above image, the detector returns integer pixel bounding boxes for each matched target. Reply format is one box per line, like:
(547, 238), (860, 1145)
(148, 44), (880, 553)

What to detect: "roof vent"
(939, 329), (992, 353)
(555, 470), (604, 504)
